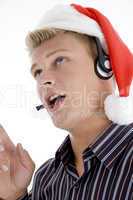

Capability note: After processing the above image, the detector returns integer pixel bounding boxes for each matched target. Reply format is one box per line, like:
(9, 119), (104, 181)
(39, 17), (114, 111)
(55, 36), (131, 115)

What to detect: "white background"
(0, 0), (133, 191)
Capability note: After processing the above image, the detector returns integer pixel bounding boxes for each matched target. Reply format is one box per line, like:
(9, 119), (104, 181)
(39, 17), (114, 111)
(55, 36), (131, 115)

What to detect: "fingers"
(0, 124), (16, 154)
(0, 141), (10, 175)
(0, 124), (35, 175)
(0, 143), (4, 152)
(16, 143), (35, 172)
(0, 164), (9, 173)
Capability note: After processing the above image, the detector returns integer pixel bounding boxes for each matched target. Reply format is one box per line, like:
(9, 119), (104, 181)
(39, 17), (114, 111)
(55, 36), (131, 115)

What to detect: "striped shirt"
(19, 122), (133, 200)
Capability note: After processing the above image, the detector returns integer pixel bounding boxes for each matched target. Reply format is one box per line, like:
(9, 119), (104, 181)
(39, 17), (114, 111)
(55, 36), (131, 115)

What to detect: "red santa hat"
(32, 3), (133, 125)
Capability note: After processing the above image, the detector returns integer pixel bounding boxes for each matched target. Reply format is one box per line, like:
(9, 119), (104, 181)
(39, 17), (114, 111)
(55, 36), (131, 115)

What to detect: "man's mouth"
(48, 94), (66, 112)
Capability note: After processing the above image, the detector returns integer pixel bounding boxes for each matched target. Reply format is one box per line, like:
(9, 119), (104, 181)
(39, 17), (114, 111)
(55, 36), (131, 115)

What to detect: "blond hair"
(25, 28), (97, 59)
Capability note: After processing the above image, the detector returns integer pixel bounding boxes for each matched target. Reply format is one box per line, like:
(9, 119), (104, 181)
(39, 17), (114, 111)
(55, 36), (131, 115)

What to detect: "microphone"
(36, 104), (45, 111)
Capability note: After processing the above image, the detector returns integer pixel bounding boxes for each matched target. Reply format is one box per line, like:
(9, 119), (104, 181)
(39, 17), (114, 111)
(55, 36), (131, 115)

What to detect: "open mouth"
(48, 95), (66, 111)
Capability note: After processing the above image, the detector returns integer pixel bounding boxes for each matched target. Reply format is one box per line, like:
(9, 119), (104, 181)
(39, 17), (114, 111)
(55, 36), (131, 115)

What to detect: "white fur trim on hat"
(104, 94), (133, 125)
(36, 4), (108, 53)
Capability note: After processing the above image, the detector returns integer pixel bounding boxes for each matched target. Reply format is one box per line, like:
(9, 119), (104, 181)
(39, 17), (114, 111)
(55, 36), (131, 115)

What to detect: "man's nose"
(37, 78), (55, 100)
(38, 72), (56, 88)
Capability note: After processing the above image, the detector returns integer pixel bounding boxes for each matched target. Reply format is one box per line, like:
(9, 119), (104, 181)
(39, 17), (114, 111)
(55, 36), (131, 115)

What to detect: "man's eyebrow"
(30, 49), (69, 73)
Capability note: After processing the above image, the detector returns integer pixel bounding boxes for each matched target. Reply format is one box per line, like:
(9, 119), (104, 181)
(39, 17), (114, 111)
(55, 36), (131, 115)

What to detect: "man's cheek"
(36, 84), (43, 100)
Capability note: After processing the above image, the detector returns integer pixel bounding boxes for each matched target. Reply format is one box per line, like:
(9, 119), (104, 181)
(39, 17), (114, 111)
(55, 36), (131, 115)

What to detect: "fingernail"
(1, 164), (8, 172)
(19, 143), (24, 152)
(0, 144), (5, 152)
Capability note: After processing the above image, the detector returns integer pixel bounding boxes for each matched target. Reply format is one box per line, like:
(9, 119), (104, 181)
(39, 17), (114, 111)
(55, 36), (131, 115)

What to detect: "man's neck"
(69, 112), (112, 169)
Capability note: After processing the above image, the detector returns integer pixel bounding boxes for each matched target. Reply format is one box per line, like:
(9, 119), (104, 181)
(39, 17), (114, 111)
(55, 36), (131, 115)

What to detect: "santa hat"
(31, 3), (133, 125)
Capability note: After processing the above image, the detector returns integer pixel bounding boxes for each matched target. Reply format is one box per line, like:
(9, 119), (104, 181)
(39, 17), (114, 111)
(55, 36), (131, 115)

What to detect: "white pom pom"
(104, 94), (133, 125)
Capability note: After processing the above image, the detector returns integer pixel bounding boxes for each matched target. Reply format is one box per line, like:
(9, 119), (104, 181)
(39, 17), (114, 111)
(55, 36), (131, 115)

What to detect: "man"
(0, 3), (132, 200)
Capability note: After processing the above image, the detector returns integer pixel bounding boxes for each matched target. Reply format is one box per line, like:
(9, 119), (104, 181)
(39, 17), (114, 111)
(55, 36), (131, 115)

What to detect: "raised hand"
(0, 125), (35, 200)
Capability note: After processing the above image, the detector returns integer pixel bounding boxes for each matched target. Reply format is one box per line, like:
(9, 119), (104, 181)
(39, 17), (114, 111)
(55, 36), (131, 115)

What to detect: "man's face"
(31, 32), (107, 130)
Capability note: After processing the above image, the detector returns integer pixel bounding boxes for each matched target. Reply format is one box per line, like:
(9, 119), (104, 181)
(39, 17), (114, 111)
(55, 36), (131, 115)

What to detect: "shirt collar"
(54, 134), (74, 169)
(54, 122), (133, 171)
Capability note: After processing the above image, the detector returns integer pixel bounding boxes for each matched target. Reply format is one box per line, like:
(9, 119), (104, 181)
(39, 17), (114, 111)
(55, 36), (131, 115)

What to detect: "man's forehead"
(30, 33), (82, 73)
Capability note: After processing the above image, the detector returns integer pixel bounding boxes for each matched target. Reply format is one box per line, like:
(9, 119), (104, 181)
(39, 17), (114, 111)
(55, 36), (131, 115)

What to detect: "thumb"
(16, 143), (36, 172)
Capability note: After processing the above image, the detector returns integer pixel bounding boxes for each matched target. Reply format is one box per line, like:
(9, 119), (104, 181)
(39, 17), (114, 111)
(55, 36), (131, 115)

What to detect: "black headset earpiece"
(93, 37), (113, 80)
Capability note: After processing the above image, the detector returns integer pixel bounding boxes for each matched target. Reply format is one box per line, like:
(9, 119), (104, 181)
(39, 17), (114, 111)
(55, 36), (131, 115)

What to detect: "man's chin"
(49, 109), (82, 130)
(52, 119), (68, 129)
(51, 116), (71, 130)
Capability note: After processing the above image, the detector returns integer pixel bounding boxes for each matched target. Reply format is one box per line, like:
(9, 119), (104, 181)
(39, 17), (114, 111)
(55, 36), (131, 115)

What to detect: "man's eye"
(54, 57), (66, 65)
(33, 69), (42, 77)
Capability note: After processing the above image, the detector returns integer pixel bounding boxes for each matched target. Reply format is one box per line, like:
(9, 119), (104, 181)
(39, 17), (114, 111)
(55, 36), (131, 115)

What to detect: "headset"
(93, 37), (113, 80)
(35, 36), (113, 111)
